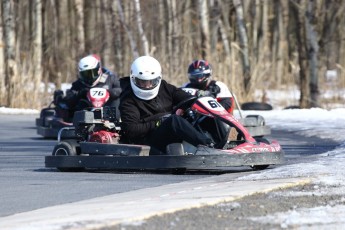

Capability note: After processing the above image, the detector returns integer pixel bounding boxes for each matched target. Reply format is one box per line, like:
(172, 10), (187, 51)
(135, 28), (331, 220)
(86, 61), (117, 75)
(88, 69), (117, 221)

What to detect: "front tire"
(52, 140), (83, 172)
(53, 140), (79, 156)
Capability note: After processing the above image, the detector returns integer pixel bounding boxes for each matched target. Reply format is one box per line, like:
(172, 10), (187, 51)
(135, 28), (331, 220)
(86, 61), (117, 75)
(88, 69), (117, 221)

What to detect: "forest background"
(0, 0), (344, 110)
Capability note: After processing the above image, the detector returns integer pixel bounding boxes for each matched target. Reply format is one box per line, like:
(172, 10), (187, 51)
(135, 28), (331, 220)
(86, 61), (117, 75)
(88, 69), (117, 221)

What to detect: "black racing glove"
(78, 88), (89, 98)
(155, 114), (171, 127)
(196, 90), (212, 97)
(208, 85), (221, 96)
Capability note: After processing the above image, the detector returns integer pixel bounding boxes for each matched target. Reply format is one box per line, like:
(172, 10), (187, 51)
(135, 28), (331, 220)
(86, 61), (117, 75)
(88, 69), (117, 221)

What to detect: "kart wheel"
(241, 102), (273, 111)
(52, 140), (83, 172)
(250, 137), (270, 170)
(284, 105), (300, 110)
(53, 140), (80, 156)
(251, 165), (269, 170)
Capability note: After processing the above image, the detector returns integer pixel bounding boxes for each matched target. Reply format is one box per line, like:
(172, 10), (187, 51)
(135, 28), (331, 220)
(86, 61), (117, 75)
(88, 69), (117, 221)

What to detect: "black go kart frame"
(45, 96), (284, 173)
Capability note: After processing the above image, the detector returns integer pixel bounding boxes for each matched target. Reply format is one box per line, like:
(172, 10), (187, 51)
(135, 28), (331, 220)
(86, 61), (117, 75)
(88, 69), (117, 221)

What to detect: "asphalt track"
(0, 114), (339, 229)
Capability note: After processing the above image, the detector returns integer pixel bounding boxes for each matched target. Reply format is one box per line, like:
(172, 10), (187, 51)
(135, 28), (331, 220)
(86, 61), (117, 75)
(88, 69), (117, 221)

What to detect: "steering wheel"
(172, 96), (197, 114)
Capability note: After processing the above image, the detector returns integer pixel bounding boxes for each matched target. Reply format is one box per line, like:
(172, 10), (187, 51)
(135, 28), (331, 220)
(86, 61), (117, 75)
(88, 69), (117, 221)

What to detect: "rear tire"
(241, 102), (273, 111)
(52, 140), (83, 172)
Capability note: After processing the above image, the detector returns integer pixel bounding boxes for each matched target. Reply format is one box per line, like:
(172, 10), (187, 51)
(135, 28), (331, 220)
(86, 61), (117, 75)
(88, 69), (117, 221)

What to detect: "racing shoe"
(208, 142), (215, 148)
(166, 143), (185, 156)
(195, 144), (216, 155)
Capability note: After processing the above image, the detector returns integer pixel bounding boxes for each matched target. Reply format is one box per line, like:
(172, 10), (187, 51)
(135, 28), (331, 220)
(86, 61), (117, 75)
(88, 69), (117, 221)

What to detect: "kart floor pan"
(45, 150), (284, 171)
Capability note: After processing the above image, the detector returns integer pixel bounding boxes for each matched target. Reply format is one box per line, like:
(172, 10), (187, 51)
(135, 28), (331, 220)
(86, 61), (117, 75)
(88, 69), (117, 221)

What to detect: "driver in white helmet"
(119, 56), (214, 154)
(62, 54), (122, 120)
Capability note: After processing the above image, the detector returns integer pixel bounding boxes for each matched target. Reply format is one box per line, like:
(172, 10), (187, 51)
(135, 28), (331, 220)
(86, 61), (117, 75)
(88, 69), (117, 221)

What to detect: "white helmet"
(78, 54), (102, 87)
(130, 56), (162, 100)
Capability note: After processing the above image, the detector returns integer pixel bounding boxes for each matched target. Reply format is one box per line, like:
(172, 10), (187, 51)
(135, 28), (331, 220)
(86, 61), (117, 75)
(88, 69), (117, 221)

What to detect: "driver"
(57, 54), (122, 120)
(183, 60), (234, 114)
(119, 56), (214, 154)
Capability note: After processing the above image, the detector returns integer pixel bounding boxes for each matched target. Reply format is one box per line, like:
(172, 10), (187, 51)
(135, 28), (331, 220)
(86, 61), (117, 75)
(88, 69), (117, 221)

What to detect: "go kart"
(45, 94), (284, 173)
(35, 94), (75, 139)
(36, 87), (116, 139)
(181, 87), (271, 138)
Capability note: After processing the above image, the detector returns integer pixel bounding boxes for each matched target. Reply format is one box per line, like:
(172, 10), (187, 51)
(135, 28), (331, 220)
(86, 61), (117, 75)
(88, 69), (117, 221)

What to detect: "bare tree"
(74, 0), (85, 56)
(275, 0), (289, 86)
(1, 0), (345, 109)
(101, 0), (114, 70)
(116, 0), (139, 58)
(134, 0), (149, 55)
(33, 0), (43, 108)
(198, 0), (210, 59)
(305, 0), (319, 107)
(292, 0), (309, 108)
(233, 0), (251, 94)
(3, 0), (18, 107)
(0, 1), (5, 105)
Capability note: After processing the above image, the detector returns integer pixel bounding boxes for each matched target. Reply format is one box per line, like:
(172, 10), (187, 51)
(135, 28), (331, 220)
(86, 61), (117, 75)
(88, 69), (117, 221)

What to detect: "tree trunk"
(273, 0), (289, 86)
(159, 1), (166, 64)
(33, 0), (43, 108)
(3, 0), (18, 107)
(101, 0), (114, 70)
(233, 0), (251, 94)
(305, 0), (319, 108)
(293, 0), (309, 108)
(117, 0), (139, 58)
(134, 0), (149, 55)
(46, 0), (61, 89)
(171, 0), (179, 70)
(0, 2), (6, 105)
(110, 1), (123, 75)
(74, 0), (85, 56)
(198, 0), (210, 59)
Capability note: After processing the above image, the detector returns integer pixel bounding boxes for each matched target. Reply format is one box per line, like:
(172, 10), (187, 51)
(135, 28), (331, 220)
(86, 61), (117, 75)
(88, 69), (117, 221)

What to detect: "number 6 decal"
(208, 100), (221, 108)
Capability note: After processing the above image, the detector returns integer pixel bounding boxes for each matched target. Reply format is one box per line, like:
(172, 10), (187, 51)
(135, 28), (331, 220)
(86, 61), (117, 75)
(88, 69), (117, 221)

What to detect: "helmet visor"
(188, 72), (207, 83)
(134, 76), (161, 90)
(80, 67), (100, 85)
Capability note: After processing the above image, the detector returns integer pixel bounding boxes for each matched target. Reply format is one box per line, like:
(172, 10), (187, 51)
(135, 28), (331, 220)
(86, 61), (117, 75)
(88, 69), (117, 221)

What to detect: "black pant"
(147, 114), (213, 153)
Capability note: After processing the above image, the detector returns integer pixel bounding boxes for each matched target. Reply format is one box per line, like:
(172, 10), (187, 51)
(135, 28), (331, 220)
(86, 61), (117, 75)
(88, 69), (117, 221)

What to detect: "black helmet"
(187, 60), (212, 88)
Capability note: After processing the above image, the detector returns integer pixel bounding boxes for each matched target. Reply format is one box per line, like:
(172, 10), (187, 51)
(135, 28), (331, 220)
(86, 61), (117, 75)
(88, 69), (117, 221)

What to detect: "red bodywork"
(87, 88), (110, 108)
(191, 96), (282, 154)
(86, 88), (115, 143)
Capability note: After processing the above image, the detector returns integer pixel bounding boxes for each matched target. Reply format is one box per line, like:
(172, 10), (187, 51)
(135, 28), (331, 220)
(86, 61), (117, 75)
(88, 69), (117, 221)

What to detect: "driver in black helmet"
(183, 60), (234, 114)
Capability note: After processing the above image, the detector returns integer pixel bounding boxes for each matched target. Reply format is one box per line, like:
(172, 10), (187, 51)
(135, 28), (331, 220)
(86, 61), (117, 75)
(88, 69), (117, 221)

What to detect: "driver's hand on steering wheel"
(175, 108), (184, 116)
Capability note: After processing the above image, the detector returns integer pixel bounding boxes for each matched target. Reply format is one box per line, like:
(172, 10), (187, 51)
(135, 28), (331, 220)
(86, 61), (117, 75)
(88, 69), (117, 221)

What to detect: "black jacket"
(65, 67), (122, 108)
(119, 80), (192, 143)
